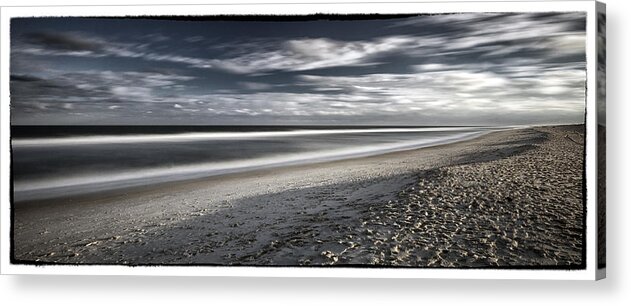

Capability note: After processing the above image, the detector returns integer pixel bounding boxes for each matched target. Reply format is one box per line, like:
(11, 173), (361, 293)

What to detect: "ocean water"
(11, 125), (500, 202)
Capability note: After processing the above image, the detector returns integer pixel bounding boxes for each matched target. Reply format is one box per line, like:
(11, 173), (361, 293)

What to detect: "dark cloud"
(10, 74), (41, 82)
(23, 31), (104, 52)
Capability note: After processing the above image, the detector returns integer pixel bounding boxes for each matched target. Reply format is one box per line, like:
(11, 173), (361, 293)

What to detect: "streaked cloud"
(10, 13), (586, 125)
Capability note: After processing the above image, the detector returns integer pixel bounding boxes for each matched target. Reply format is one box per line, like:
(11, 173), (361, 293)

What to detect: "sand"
(12, 125), (585, 267)
(598, 124), (606, 268)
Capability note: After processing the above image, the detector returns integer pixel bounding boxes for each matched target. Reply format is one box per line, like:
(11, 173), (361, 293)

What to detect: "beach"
(12, 125), (585, 267)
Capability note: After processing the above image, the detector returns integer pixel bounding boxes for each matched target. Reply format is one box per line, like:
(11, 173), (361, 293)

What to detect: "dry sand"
(598, 124), (606, 268)
(12, 125), (585, 267)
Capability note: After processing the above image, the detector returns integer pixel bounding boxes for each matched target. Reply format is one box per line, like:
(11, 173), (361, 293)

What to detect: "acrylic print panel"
(0, 1), (604, 280)
(596, 2), (606, 273)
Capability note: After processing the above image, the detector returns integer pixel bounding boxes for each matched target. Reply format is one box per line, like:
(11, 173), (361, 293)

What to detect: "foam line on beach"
(13, 130), (490, 202)
(12, 127), (481, 147)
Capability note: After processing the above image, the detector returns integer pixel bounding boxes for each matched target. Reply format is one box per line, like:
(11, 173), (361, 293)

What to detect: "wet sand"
(12, 125), (585, 267)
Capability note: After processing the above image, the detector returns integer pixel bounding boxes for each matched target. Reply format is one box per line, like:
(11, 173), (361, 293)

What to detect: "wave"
(13, 130), (490, 202)
(12, 127), (480, 147)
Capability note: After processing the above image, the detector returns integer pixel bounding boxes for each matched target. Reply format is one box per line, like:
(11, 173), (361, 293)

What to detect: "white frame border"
(0, 1), (600, 280)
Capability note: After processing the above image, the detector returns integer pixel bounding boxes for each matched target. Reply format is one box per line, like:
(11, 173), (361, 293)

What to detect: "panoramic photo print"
(9, 12), (587, 268)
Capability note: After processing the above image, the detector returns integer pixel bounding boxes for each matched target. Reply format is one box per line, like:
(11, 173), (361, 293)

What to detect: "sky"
(10, 13), (586, 126)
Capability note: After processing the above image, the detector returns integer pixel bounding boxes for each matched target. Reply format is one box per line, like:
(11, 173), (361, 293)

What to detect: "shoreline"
(13, 127), (493, 203)
(12, 125), (585, 267)
(12, 124), (570, 207)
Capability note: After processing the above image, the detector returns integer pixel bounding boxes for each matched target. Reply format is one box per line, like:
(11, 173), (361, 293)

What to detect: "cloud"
(9, 13), (587, 125)
(110, 86), (153, 99)
(391, 13), (585, 61)
(212, 36), (418, 74)
(13, 31), (219, 70)
(297, 59), (585, 123)
(416, 63), (447, 71)
(13, 31), (419, 74)
(23, 31), (105, 52)
(10, 74), (42, 82)
(10, 65), (585, 125)
(544, 34), (586, 55)
(184, 36), (204, 43)
(203, 13), (585, 75)
(238, 82), (274, 91)
(10, 70), (196, 122)
(141, 33), (171, 43)
(13, 13), (585, 77)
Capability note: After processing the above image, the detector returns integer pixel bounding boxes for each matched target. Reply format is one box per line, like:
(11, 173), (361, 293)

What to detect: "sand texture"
(598, 124), (606, 268)
(12, 125), (585, 268)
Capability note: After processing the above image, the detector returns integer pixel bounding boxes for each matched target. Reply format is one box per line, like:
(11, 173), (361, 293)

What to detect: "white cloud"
(14, 32), (415, 74)
(215, 36), (417, 74)
(416, 63), (447, 71)
(539, 86), (571, 95)
(110, 86), (152, 99)
(15, 47), (104, 58)
(543, 34), (586, 55)
(184, 36), (204, 43)
(297, 61), (585, 122)
(238, 82), (273, 90)
(141, 33), (171, 43)
(392, 13), (586, 60)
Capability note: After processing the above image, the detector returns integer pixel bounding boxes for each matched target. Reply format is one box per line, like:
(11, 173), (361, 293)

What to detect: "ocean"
(11, 125), (501, 202)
